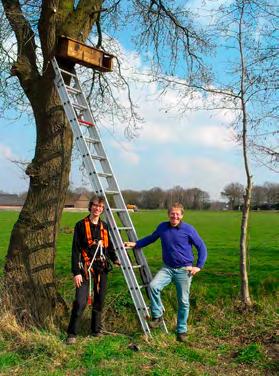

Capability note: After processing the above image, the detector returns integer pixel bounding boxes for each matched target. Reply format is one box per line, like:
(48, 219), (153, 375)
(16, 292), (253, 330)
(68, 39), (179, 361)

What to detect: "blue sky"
(0, 1), (278, 200)
(1, 74), (276, 200)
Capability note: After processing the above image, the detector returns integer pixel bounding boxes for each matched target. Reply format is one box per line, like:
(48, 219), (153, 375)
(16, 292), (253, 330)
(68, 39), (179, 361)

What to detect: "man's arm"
(71, 222), (83, 288)
(189, 227), (207, 273)
(124, 226), (161, 249)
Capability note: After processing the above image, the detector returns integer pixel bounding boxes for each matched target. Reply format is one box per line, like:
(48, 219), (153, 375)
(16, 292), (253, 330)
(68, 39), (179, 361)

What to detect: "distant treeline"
(2, 181), (278, 210)
(221, 182), (279, 210)
(69, 181), (279, 210)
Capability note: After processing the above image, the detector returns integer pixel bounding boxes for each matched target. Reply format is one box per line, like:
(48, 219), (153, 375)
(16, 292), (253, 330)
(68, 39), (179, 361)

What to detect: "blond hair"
(168, 202), (184, 215)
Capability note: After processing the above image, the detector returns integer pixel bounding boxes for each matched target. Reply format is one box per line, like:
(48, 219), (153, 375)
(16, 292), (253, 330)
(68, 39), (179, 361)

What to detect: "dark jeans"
(67, 270), (107, 336)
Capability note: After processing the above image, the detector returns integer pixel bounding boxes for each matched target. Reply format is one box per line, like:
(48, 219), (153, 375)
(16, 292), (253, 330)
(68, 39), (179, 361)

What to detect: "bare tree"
(0, 1), (208, 325)
(264, 182), (279, 206)
(156, 0), (278, 307)
(251, 185), (267, 209)
(221, 183), (245, 210)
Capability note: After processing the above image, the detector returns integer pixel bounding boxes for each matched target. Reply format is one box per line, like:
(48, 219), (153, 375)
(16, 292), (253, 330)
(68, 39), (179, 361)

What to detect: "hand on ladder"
(124, 241), (136, 249)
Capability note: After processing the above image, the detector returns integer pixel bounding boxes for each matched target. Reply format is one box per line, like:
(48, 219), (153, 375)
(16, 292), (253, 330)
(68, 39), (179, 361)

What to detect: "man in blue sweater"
(125, 203), (207, 342)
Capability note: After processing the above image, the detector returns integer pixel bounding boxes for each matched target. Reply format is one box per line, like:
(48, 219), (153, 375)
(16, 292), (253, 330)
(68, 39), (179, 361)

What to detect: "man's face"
(168, 208), (183, 227)
(90, 201), (104, 217)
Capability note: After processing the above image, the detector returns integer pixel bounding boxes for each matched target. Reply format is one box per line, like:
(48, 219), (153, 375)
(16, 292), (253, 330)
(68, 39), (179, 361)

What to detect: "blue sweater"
(136, 221), (207, 268)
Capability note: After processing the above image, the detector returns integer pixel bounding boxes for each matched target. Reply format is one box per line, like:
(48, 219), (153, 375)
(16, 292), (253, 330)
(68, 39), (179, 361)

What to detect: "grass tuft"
(235, 343), (265, 364)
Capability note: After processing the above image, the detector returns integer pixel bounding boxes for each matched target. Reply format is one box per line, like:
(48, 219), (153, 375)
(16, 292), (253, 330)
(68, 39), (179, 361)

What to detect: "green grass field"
(0, 210), (278, 375)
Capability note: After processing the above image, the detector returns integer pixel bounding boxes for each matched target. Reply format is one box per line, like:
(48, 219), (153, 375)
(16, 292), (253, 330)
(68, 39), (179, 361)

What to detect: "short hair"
(168, 202), (184, 215)
(88, 195), (105, 212)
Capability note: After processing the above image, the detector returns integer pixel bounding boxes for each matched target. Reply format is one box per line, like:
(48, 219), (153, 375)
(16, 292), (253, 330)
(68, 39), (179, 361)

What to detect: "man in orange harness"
(66, 195), (120, 344)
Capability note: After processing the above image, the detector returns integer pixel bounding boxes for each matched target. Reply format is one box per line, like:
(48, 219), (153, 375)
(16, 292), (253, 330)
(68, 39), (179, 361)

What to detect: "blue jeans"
(149, 266), (192, 334)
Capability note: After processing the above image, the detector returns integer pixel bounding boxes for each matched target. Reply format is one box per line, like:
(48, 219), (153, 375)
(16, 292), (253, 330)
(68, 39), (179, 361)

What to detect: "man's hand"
(124, 241), (136, 248)
(190, 267), (201, 276)
(74, 274), (83, 288)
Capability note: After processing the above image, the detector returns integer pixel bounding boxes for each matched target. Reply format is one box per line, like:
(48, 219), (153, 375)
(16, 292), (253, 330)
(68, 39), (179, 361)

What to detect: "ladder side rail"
(52, 59), (141, 284)
(116, 211), (153, 288)
(94, 146), (154, 287)
(73, 155), (153, 333)
(80, 116), (154, 288)
(69, 131), (153, 334)
(52, 61), (110, 198)
(52, 58), (155, 334)
(58, 103), (152, 332)
(105, 226), (151, 335)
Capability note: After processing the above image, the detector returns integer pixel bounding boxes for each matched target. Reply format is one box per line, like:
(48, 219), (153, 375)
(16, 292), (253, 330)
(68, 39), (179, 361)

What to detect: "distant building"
(74, 193), (90, 208)
(0, 193), (24, 207)
(64, 193), (91, 209)
(0, 192), (90, 210)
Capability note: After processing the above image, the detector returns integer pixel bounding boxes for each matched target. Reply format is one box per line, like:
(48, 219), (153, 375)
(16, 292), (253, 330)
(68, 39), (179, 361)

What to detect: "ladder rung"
(91, 154), (106, 161)
(139, 284), (149, 289)
(78, 118), (95, 127)
(110, 208), (126, 212)
(66, 85), (81, 94)
(97, 172), (112, 178)
(105, 190), (119, 195)
(117, 226), (133, 231)
(84, 137), (100, 144)
(59, 68), (77, 78)
(72, 102), (87, 110)
(132, 265), (142, 269)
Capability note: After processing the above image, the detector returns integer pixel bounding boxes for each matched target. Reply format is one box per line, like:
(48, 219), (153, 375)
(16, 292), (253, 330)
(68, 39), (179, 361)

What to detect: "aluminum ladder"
(51, 57), (167, 335)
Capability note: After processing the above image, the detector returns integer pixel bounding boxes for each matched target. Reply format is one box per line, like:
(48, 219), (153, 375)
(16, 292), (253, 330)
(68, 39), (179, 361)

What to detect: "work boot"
(176, 332), (187, 342)
(149, 316), (163, 329)
(66, 335), (77, 345)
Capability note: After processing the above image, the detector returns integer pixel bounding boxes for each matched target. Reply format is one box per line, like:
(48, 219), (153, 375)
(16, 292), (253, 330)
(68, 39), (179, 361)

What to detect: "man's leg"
(149, 266), (172, 319)
(67, 280), (89, 337)
(174, 269), (192, 335)
(91, 270), (107, 335)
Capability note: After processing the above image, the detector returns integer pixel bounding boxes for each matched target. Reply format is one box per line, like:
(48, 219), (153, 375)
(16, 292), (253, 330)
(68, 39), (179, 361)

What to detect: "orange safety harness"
(81, 217), (109, 304)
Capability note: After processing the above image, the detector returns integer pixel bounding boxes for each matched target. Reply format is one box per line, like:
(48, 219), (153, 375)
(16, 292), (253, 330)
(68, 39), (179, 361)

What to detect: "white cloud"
(132, 99), (237, 150)
(109, 139), (140, 165)
(0, 144), (28, 193)
(158, 153), (245, 200)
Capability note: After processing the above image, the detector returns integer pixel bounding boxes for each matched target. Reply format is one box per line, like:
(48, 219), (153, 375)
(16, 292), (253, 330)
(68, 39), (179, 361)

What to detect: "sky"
(0, 2), (278, 201)
(0, 72), (276, 201)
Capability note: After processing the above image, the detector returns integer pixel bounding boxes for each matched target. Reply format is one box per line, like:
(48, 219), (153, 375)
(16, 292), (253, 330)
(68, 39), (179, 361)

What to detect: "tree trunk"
(239, 182), (252, 307)
(4, 74), (73, 326)
(238, 0), (252, 308)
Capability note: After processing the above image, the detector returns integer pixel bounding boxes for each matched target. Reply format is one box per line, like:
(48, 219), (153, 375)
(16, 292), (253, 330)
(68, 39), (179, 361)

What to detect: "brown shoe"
(149, 316), (163, 329)
(176, 332), (187, 342)
(66, 335), (76, 345)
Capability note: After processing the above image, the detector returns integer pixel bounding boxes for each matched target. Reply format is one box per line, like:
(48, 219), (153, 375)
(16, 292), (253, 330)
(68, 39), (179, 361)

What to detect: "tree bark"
(5, 74), (73, 325)
(239, 182), (252, 307)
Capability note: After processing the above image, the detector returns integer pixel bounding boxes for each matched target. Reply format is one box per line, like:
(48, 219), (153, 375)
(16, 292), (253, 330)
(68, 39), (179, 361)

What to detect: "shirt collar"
(168, 221), (182, 229)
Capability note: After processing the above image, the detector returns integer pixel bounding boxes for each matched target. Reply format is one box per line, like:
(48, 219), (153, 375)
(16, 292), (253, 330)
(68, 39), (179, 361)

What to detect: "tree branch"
(131, 0), (209, 75)
(96, 11), (102, 48)
(61, 0), (103, 40)
(38, 0), (71, 65)
(2, 0), (39, 84)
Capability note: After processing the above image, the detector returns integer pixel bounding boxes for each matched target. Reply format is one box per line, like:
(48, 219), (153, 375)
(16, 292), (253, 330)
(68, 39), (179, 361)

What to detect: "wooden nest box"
(56, 36), (114, 72)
